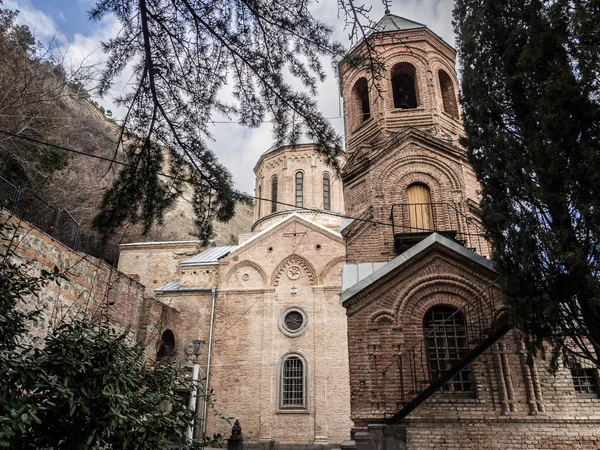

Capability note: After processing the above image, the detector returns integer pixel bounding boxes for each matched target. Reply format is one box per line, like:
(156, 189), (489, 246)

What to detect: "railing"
(390, 202), (491, 257)
(0, 175), (119, 266)
(381, 278), (510, 424)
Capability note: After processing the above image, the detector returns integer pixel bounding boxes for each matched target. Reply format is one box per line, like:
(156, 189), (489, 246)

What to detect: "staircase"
(381, 279), (510, 424)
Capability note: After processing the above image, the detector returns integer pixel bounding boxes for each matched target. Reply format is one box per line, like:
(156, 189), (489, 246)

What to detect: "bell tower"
(338, 12), (486, 263)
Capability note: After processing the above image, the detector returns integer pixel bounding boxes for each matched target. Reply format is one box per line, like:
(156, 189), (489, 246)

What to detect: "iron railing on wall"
(390, 202), (492, 257)
(0, 175), (119, 266)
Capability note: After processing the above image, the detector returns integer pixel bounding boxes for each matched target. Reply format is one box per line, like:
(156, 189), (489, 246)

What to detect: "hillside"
(20, 94), (254, 246)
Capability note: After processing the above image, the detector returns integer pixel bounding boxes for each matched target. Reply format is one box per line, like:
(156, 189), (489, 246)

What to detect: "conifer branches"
(90, 0), (350, 240)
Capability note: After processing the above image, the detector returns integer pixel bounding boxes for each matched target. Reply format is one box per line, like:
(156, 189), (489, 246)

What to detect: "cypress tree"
(454, 0), (600, 366)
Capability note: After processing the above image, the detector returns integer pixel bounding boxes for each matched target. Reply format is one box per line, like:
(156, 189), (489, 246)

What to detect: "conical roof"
(371, 13), (426, 33)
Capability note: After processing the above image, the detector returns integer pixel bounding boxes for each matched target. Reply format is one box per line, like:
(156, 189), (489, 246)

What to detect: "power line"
(0, 128), (392, 228)
(0, 113), (344, 124)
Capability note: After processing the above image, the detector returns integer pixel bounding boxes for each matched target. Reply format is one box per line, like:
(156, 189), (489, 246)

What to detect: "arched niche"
(157, 329), (176, 360)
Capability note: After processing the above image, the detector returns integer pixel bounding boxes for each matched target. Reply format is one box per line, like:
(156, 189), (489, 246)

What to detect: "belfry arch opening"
(391, 63), (418, 109)
(351, 77), (371, 127)
(438, 69), (459, 119)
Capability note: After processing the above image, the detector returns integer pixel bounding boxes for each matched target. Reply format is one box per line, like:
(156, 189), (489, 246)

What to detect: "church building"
(117, 10), (600, 450)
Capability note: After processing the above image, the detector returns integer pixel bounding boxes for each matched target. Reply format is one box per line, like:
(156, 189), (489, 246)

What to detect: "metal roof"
(181, 246), (238, 266)
(340, 233), (495, 304)
(154, 281), (215, 294)
(341, 262), (387, 292)
(371, 13), (426, 34)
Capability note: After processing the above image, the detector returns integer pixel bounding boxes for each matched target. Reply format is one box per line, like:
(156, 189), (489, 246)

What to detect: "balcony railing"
(390, 202), (491, 257)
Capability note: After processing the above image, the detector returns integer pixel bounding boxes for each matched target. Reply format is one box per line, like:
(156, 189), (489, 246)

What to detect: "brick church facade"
(117, 11), (600, 450)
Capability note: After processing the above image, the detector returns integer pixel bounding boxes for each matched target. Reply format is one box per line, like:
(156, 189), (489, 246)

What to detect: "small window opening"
(295, 172), (304, 208)
(271, 176), (278, 213)
(280, 355), (307, 409)
(157, 329), (176, 360)
(323, 173), (331, 211)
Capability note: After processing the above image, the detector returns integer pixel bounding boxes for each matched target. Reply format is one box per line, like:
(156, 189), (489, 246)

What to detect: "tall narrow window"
(406, 183), (433, 231)
(438, 69), (459, 119)
(271, 176), (278, 213)
(323, 173), (331, 211)
(295, 172), (303, 208)
(391, 63), (418, 109)
(424, 306), (473, 393)
(352, 77), (370, 127)
(279, 354), (307, 410)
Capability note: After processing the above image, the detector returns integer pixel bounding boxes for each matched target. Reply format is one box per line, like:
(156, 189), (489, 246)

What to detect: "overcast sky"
(6, 0), (456, 194)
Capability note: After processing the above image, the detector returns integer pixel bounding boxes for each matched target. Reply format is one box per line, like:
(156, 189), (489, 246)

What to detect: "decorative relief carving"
(273, 255), (316, 286)
(287, 266), (301, 280)
(242, 273), (250, 281)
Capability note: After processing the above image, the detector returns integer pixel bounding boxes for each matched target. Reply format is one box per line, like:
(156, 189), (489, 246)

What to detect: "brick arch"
(383, 53), (431, 109)
(376, 154), (463, 204)
(318, 255), (346, 285)
(225, 260), (268, 286)
(368, 310), (396, 328)
(393, 273), (491, 328)
(272, 254), (317, 286)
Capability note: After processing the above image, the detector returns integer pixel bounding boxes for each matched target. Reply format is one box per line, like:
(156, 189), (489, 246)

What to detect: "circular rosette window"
(279, 307), (308, 337)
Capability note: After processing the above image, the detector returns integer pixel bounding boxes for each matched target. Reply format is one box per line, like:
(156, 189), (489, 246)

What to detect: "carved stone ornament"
(242, 273), (250, 281)
(287, 265), (301, 280)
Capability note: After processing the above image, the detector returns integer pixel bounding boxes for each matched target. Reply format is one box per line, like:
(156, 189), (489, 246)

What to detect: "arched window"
(157, 329), (176, 360)
(391, 63), (418, 109)
(438, 69), (459, 119)
(406, 183), (433, 231)
(424, 306), (473, 393)
(323, 173), (331, 211)
(278, 354), (308, 410)
(352, 77), (370, 126)
(257, 185), (262, 217)
(271, 176), (278, 213)
(295, 171), (303, 208)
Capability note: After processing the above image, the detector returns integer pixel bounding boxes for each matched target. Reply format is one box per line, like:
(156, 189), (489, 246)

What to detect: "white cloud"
(6, 0), (456, 194)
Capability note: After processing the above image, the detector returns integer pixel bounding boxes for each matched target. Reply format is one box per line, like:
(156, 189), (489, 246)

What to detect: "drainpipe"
(202, 286), (217, 436)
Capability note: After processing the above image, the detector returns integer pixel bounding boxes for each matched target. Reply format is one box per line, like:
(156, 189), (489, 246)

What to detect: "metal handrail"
(390, 202), (491, 257)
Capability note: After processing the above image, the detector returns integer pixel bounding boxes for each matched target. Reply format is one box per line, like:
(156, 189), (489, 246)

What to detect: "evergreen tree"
(454, 0), (600, 366)
(89, 0), (349, 240)
(0, 222), (218, 449)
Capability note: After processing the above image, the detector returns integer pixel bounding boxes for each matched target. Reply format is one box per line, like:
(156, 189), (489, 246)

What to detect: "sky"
(5, 0), (456, 194)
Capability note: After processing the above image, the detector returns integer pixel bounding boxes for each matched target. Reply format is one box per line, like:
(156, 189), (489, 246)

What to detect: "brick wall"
(1, 210), (146, 344)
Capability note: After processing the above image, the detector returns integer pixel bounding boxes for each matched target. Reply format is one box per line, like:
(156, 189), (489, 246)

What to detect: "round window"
(279, 307), (308, 337)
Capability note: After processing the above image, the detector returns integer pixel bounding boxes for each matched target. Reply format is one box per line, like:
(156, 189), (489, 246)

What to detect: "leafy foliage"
(0, 221), (216, 449)
(89, 0), (346, 240)
(454, 0), (600, 366)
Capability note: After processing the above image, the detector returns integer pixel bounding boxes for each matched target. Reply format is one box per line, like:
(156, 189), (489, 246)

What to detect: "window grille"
(281, 356), (305, 407)
(271, 176), (278, 213)
(571, 368), (598, 394)
(424, 306), (473, 393)
(295, 172), (303, 207)
(284, 311), (304, 331)
(323, 174), (331, 211)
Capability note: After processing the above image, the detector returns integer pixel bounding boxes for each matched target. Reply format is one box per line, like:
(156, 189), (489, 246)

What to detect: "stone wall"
(1, 210), (146, 344)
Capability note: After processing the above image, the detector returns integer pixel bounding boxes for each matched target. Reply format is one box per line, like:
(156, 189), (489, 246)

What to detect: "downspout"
(202, 286), (217, 436)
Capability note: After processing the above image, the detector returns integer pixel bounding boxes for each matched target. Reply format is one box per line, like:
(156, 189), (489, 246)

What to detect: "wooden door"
(406, 184), (433, 231)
